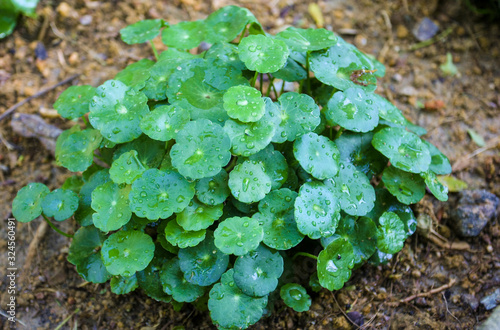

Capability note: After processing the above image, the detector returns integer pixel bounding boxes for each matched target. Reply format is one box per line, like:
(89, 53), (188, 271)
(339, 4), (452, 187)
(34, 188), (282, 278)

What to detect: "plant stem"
(259, 73), (264, 94)
(250, 71), (259, 87)
(149, 40), (159, 61)
(42, 215), (73, 238)
(305, 51), (311, 94)
(271, 79), (279, 99)
(93, 153), (109, 166)
(81, 115), (90, 128)
(335, 127), (345, 139)
(238, 25), (248, 44)
(224, 156), (238, 172)
(292, 252), (318, 261)
(280, 79), (285, 97)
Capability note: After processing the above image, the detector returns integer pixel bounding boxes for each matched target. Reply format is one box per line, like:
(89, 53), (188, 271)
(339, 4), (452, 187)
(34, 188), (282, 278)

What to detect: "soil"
(1, 0), (499, 329)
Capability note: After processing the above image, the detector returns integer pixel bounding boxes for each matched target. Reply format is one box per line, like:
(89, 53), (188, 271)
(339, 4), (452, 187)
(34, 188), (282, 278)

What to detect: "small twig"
(331, 292), (361, 329)
(409, 26), (455, 51)
(400, 278), (457, 304)
(292, 252), (318, 261)
(0, 74), (80, 122)
(54, 309), (80, 330)
(442, 292), (460, 322)
(20, 221), (48, 287)
(0, 308), (27, 326)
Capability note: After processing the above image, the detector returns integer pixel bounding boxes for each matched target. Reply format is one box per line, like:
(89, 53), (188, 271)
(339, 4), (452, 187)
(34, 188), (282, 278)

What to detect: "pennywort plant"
(12, 5), (452, 329)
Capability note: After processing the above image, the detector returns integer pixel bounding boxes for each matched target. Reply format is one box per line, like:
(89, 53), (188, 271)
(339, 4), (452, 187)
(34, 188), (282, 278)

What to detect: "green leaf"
(276, 27), (337, 52)
(208, 269), (268, 329)
(421, 171), (448, 201)
(160, 258), (205, 302)
(372, 94), (406, 126)
(129, 168), (195, 220)
(234, 245), (283, 297)
(325, 163), (376, 216)
(140, 105), (190, 142)
(248, 144), (288, 190)
(101, 230), (155, 276)
(325, 87), (379, 132)
(293, 132), (340, 180)
(376, 212), (406, 254)
(178, 231), (229, 286)
(120, 19), (163, 44)
(165, 219), (206, 248)
(214, 216), (264, 256)
(205, 5), (257, 44)
(437, 175), (468, 192)
(110, 274), (138, 295)
(142, 57), (191, 101)
(0, 10), (18, 39)
(224, 116), (275, 157)
(294, 181), (340, 239)
(54, 85), (96, 120)
(382, 166), (426, 205)
(75, 169), (111, 226)
(89, 80), (149, 143)
(113, 135), (164, 169)
(440, 52), (458, 76)
(136, 244), (172, 303)
(317, 237), (355, 290)
(280, 283), (311, 312)
(91, 182), (132, 232)
(228, 160), (272, 203)
(176, 198), (223, 231)
(170, 119), (232, 180)
(114, 59), (154, 91)
(335, 131), (385, 177)
(273, 92), (321, 143)
(238, 35), (289, 73)
(223, 85), (265, 122)
(55, 125), (102, 172)
(12, 183), (50, 223)
(372, 127), (431, 173)
(41, 188), (79, 221)
(195, 170), (230, 206)
(61, 175), (84, 194)
(68, 226), (111, 283)
(467, 128), (486, 147)
(109, 150), (146, 185)
(423, 140), (452, 175)
(205, 42), (246, 71)
(253, 188), (304, 250)
(161, 20), (205, 49)
(272, 57), (307, 82)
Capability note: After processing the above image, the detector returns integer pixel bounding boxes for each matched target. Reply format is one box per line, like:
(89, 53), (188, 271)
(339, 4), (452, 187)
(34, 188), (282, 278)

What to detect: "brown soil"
(0, 0), (499, 329)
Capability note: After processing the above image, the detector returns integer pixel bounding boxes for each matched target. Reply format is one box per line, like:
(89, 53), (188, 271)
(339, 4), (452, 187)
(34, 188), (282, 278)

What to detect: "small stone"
(79, 14), (92, 25)
(396, 24), (409, 38)
(57, 2), (76, 18)
(413, 17), (439, 41)
(478, 305), (500, 330)
(487, 245), (494, 253)
(391, 73), (403, 82)
(412, 270), (422, 278)
(346, 311), (364, 327)
(332, 316), (350, 329)
(68, 52), (79, 66)
(34, 42), (47, 60)
(481, 288), (500, 310)
(462, 293), (479, 310)
(451, 189), (499, 237)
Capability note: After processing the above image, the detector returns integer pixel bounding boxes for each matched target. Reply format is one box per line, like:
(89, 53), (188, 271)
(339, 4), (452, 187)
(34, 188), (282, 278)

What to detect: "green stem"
(409, 26), (454, 51)
(42, 215), (73, 238)
(271, 79), (279, 99)
(238, 25), (248, 44)
(93, 153), (109, 166)
(280, 80), (285, 97)
(224, 156), (238, 172)
(81, 115), (90, 128)
(306, 51), (311, 94)
(259, 73), (264, 94)
(335, 127), (345, 140)
(149, 40), (159, 61)
(292, 252), (318, 261)
(250, 71), (259, 87)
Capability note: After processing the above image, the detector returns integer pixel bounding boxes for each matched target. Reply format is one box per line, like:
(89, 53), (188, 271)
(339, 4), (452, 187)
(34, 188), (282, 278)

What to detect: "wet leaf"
(12, 183), (50, 223)
(280, 283), (311, 312)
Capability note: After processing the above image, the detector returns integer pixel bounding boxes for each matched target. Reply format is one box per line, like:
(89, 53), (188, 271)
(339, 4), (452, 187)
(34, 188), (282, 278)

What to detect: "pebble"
(396, 24), (409, 38)
(413, 17), (439, 41)
(68, 52), (79, 66)
(462, 293), (479, 310)
(346, 311), (364, 327)
(57, 2), (76, 18)
(79, 14), (93, 25)
(480, 288), (500, 310)
(450, 189), (499, 237)
(34, 42), (47, 60)
(478, 305), (500, 330)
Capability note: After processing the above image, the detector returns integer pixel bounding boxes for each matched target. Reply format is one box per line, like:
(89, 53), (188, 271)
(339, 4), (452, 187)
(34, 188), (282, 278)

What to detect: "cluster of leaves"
(12, 5), (452, 329)
(0, 0), (39, 39)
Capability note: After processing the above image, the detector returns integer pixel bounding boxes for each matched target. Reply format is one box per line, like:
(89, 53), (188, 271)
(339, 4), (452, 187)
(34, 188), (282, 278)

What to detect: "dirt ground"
(0, 0), (499, 329)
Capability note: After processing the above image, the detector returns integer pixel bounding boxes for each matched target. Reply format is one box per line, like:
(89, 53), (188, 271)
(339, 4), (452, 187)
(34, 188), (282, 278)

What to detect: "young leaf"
(42, 188), (79, 221)
(422, 140), (452, 175)
(12, 183), (50, 223)
(467, 128), (486, 147)
(55, 125), (102, 172)
(214, 216), (264, 256)
(109, 150), (146, 185)
(238, 35), (289, 73)
(176, 198), (223, 231)
(293, 132), (340, 180)
(136, 244), (173, 303)
(280, 283), (311, 312)
(113, 135), (165, 169)
(114, 59), (154, 91)
(161, 20), (205, 50)
(224, 117), (275, 157)
(195, 170), (231, 206)
(376, 212), (406, 254)
(317, 237), (355, 290)
(372, 94), (406, 126)
(170, 119), (232, 180)
(382, 166), (426, 205)
(205, 5), (258, 43)
(142, 57), (192, 101)
(233, 245), (284, 297)
(372, 127), (431, 174)
(54, 85), (95, 120)
(208, 269), (268, 329)
(129, 168), (195, 220)
(101, 230), (155, 277)
(223, 85), (265, 122)
(160, 258), (205, 302)
(120, 19), (163, 44)
(178, 231), (229, 286)
(91, 182), (132, 232)
(205, 42), (246, 70)
(140, 105), (190, 142)
(248, 144), (288, 190)
(165, 219), (206, 248)
(228, 160), (272, 203)
(74, 169), (111, 226)
(421, 170), (449, 201)
(294, 181), (341, 239)
(110, 274), (138, 295)
(89, 80), (149, 143)
(276, 27), (337, 52)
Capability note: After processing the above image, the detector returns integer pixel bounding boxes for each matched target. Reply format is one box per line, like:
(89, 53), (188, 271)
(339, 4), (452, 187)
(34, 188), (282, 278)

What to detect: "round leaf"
(372, 93), (406, 126)
(214, 216), (264, 256)
(293, 132), (340, 180)
(110, 275), (138, 295)
(114, 59), (154, 91)
(136, 244), (172, 303)
(161, 20), (205, 49)
(228, 160), (272, 203)
(376, 212), (406, 254)
(382, 166), (425, 205)
(195, 170), (230, 206)
(160, 258), (205, 302)
(176, 198), (223, 231)
(109, 150), (147, 185)
(101, 230), (155, 277)
(91, 182), (132, 232)
(170, 119), (232, 180)
(224, 117), (275, 157)
(248, 144), (288, 190)
(294, 181), (341, 239)
(129, 168), (195, 220)
(120, 19), (163, 44)
(208, 269), (268, 329)
(423, 140), (452, 175)
(74, 169), (111, 227)
(165, 219), (206, 248)
(223, 85), (265, 122)
(280, 283), (311, 312)
(42, 188), (79, 221)
(55, 125), (102, 172)
(276, 27), (337, 52)
(54, 85), (95, 119)
(205, 5), (257, 44)
(238, 34), (289, 73)
(421, 170), (449, 201)
(140, 105), (190, 142)
(372, 127), (431, 174)
(12, 183), (50, 223)
(317, 237), (355, 291)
